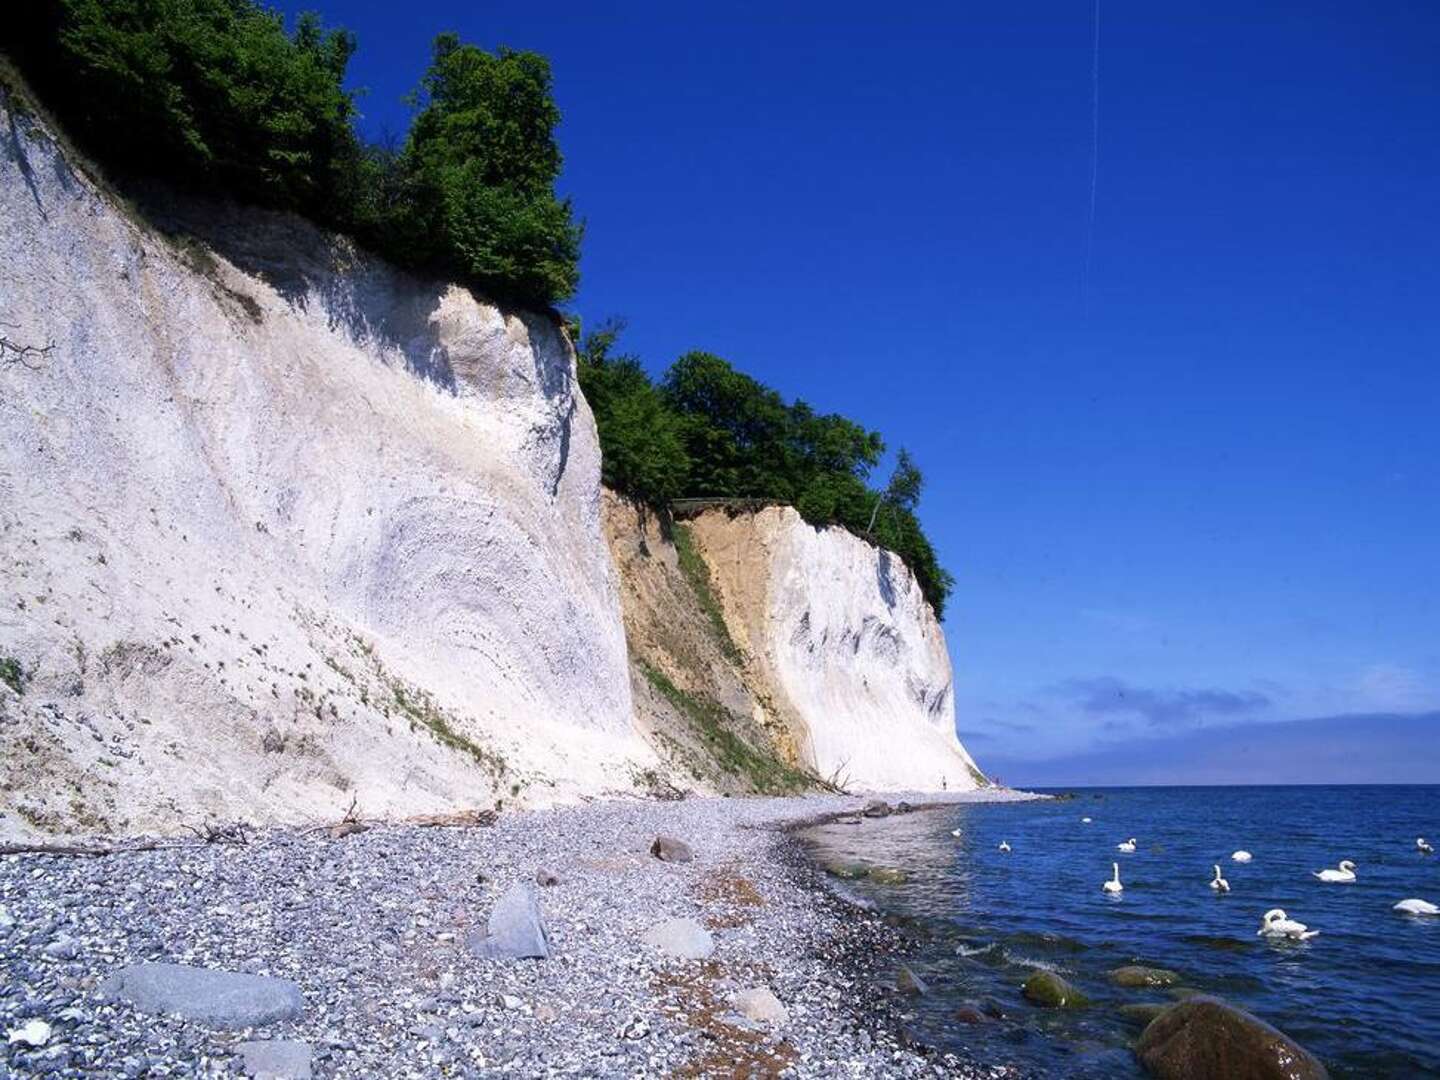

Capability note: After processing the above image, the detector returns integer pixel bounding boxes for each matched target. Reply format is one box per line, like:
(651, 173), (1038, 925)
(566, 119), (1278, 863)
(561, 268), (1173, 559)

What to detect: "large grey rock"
(641, 918), (714, 960)
(236, 1040), (313, 1079)
(1110, 964), (1181, 988)
(650, 836), (693, 863)
(732, 986), (788, 1026)
(467, 882), (550, 960)
(99, 963), (303, 1028)
(861, 799), (891, 818)
(1135, 996), (1329, 1080)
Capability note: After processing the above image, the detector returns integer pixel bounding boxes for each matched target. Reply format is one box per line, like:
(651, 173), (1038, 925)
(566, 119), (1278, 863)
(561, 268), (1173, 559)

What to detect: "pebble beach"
(0, 790), (1034, 1078)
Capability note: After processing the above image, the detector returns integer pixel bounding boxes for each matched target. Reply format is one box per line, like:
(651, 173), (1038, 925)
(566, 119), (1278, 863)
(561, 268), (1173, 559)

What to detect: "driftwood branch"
(0, 840), (175, 858)
(181, 821), (251, 845)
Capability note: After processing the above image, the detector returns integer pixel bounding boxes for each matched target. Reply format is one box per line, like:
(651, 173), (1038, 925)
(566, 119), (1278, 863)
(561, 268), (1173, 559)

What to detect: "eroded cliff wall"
(0, 98), (650, 838)
(684, 507), (984, 792)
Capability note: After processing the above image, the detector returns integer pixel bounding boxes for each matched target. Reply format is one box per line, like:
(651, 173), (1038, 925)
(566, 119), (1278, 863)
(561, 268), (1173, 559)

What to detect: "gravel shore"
(0, 790), (1034, 1078)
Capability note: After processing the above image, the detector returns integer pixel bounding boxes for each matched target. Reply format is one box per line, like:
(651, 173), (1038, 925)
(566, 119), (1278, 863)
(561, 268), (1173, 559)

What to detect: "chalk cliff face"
(0, 99), (647, 838)
(685, 507), (983, 792)
(0, 96), (982, 838)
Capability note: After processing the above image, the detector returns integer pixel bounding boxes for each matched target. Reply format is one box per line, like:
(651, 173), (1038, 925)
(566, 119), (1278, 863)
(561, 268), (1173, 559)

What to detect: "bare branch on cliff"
(0, 323), (54, 370)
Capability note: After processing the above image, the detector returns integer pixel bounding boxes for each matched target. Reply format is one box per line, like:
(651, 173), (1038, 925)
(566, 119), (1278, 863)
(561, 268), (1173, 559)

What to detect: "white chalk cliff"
(0, 97), (982, 838)
(686, 508), (983, 792)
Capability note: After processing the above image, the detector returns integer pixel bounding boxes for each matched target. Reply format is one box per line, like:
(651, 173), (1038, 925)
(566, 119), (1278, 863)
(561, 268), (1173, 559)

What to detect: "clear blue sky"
(277, 1), (1440, 785)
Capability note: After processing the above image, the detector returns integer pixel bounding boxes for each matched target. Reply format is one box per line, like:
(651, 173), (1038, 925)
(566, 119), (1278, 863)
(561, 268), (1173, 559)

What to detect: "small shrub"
(0, 656), (26, 695)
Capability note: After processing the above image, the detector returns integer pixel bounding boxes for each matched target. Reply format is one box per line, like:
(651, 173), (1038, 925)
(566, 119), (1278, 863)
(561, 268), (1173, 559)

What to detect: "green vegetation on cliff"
(578, 322), (954, 617)
(4, 2), (578, 309)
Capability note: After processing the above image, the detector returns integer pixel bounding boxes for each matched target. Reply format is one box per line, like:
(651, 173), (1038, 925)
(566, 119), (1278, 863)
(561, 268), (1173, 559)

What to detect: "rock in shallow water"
(467, 882), (550, 960)
(99, 963), (303, 1028)
(896, 964), (929, 996)
(1119, 1002), (1171, 1027)
(236, 1039), (313, 1079)
(1135, 995), (1330, 1080)
(860, 800), (891, 819)
(1021, 971), (1090, 1008)
(1110, 965), (1182, 988)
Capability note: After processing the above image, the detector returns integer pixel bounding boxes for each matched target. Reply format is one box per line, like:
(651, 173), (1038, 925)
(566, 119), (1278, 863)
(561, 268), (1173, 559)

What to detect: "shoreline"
(0, 789), (1038, 1077)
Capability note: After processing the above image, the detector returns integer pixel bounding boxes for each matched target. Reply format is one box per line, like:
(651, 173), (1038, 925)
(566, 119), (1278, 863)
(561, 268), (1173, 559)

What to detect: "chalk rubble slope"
(0, 99), (648, 838)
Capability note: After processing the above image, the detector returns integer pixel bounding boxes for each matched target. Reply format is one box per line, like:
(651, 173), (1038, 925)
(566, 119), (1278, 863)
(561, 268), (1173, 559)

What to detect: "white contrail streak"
(1083, 0), (1100, 316)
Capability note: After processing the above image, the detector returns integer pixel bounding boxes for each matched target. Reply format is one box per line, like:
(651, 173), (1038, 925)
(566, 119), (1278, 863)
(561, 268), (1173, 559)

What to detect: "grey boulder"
(467, 882), (550, 960)
(99, 963), (303, 1028)
(236, 1039), (313, 1079)
(650, 835), (694, 863)
(642, 917), (714, 960)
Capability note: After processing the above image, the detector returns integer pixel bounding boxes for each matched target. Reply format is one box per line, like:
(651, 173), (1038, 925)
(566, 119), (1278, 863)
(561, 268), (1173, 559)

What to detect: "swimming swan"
(1231, 850), (1253, 863)
(1117, 838), (1137, 853)
(1418, 838), (1434, 854)
(1313, 860), (1356, 883)
(1081, 817), (1092, 823)
(951, 829), (963, 837)
(1393, 898), (1439, 916)
(998, 840), (1012, 853)
(1258, 908), (1318, 940)
(1103, 862), (1123, 894)
(1210, 865), (1230, 892)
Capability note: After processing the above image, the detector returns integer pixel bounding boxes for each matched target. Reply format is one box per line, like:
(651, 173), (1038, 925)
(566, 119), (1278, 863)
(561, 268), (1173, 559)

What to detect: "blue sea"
(800, 786), (1440, 1078)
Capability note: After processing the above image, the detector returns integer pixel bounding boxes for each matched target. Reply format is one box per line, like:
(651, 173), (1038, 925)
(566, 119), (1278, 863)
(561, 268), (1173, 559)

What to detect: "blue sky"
(276, 1), (1440, 784)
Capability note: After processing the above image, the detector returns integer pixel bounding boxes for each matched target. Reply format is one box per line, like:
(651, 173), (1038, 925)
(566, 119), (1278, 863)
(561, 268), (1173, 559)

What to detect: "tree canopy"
(5, 2), (580, 309)
(580, 325), (954, 617)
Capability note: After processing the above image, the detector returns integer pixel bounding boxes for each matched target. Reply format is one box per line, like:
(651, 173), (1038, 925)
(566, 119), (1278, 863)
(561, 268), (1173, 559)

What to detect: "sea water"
(801, 785), (1440, 1078)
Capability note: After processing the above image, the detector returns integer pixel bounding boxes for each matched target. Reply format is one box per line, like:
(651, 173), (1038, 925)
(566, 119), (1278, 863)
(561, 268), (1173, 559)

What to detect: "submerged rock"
(650, 835), (694, 863)
(236, 1039), (313, 1079)
(641, 918), (714, 960)
(1110, 965), (1182, 988)
(953, 1005), (990, 1024)
(467, 882), (550, 960)
(868, 867), (908, 886)
(99, 963), (303, 1028)
(1119, 1003), (1170, 1027)
(1135, 995), (1329, 1080)
(821, 861), (869, 881)
(1021, 971), (1089, 1008)
(896, 964), (930, 996)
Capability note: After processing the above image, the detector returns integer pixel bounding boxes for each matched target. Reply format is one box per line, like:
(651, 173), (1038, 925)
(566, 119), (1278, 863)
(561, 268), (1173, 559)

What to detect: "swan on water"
(1103, 862), (1123, 894)
(998, 840), (1011, 852)
(1258, 909), (1318, 940)
(1117, 838), (1137, 853)
(1081, 816), (1093, 823)
(1419, 838), (1434, 854)
(1231, 850), (1253, 862)
(1210, 865), (1230, 892)
(951, 829), (963, 837)
(1393, 899), (1439, 916)
(1313, 860), (1357, 883)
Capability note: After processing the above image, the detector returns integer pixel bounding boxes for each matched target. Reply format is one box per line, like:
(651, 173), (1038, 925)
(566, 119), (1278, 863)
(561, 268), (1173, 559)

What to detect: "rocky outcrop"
(0, 96), (649, 838)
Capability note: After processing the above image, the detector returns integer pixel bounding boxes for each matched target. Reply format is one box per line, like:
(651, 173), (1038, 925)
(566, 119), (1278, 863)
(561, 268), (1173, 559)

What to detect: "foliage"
(376, 35), (581, 306)
(671, 523), (743, 664)
(5, 5), (580, 308)
(0, 656), (25, 696)
(579, 324), (954, 616)
(576, 320), (690, 504)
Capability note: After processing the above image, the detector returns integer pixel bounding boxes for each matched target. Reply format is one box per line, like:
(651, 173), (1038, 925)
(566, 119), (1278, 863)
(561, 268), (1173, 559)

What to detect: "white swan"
(1418, 838), (1434, 854)
(1209, 865), (1230, 892)
(1231, 850), (1253, 863)
(1103, 862), (1123, 893)
(1117, 838), (1137, 853)
(951, 829), (963, 837)
(998, 840), (1011, 853)
(1393, 898), (1439, 916)
(1258, 908), (1318, 941)
(1081, 816), (1092, 823)
(1313, 860), (1356, 883)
